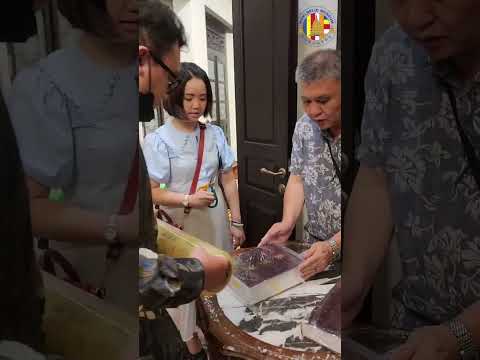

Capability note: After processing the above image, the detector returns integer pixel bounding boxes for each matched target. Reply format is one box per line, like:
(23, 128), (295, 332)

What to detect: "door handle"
(259, 167), (286, 177)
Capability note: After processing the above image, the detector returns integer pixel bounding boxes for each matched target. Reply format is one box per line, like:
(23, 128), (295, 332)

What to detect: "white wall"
(173, 0), (232, 71)
(172, 0), (237, 156)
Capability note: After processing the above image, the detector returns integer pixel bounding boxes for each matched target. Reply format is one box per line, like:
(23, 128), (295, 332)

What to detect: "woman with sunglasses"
(142, 62), (245, 358)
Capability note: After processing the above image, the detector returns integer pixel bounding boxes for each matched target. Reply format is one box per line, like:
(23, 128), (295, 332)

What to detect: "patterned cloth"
(289, 114), (341, 243)
(139, 252), (205, 360)
(358, 24), (480, 330)
(139, 254), (204, 310)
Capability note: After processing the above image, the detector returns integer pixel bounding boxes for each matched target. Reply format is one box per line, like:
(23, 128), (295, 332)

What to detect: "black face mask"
(138, 57), (155, 123)
(139, 92), (154, 123)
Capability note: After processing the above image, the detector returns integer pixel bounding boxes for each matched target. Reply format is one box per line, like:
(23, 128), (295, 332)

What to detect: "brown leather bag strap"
(185, 123), (206, 214)
(119, 141), (140, 215)
(42, 249), (81, 285)
(157, 209), (183, 230)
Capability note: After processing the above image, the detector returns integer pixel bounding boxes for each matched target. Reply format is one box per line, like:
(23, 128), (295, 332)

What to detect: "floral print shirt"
(289, 114), (341, 243)
(358, 25), (480, 330)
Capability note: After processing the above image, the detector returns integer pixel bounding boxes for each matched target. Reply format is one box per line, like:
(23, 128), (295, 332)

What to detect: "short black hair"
(58, 0), (112, 36)
(164, 62), (213, 120)
(139, 1), (187, 59)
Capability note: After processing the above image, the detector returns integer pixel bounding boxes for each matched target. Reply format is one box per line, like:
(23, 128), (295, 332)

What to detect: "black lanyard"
(445, 86), (480, 189)
(326, 137), (341, 183)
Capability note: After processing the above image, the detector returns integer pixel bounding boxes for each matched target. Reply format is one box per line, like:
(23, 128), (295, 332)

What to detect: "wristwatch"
(328, 238), (340, 263)
(446, 319), (479, 360)
(104, 214), (119, 244)
(182, 194), (190, 208)
(104, 214), (124, 260)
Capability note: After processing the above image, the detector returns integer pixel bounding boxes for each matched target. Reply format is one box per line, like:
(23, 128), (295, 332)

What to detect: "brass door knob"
(259, 167), (287, 177)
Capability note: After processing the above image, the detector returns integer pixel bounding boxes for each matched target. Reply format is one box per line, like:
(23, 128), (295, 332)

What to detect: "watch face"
(105, 226), (117, 242)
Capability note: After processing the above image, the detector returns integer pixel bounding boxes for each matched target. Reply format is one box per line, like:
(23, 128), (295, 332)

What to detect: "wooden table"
(198, 275), (341, 360)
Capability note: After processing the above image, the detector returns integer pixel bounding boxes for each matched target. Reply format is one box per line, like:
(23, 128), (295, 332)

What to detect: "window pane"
(211, 101), (217, 120)
(218, 62), (225, 81)
(210, 80), (216, 101)
(219, 82), (226, 102)
(220, 102), (227, 121)
(208, 59), (216, 79)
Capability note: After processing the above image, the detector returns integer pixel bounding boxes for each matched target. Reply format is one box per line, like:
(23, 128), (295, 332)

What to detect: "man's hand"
(389, 325), (459, 360)
(298, 241), (332, 279)
(258, 222), (293, 247)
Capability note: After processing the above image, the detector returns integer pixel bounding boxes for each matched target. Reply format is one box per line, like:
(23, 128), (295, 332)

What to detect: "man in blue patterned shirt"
(343, 1), (480, 359)
(260, 49), (342, 280)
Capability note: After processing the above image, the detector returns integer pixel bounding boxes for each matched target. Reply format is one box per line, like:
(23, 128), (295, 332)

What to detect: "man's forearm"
(343, 166), (394, 311)
(282, 175), (305, 228)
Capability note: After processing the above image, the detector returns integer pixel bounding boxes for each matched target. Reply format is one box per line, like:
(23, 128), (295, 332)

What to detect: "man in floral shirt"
(260, 49), (341, 280)
(343, 1), (480, 359)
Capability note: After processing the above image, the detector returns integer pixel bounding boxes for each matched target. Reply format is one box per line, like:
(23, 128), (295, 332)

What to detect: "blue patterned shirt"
(289, 115), (341, 243)
(358, 25), (480, 329)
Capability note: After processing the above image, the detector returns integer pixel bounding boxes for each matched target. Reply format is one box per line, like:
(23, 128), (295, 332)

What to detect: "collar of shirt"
(425, 56), (480, 95)
(321, 130), (341, 145)
(305, 115), (342, 144)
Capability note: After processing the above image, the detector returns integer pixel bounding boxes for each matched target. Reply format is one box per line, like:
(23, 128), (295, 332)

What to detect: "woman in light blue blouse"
(143, 62), (245, 356)
(8, 0), (140, 312)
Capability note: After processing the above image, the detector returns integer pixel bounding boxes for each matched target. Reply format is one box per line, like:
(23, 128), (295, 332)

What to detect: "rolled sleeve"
(8, 67), (74, 188)
(143, 133), (171, 185)
(289, 120), (305, 176)
(212, 125), (235, 172)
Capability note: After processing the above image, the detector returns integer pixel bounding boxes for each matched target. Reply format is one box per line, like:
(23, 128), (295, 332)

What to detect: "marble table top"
(217, 274), (341, 353)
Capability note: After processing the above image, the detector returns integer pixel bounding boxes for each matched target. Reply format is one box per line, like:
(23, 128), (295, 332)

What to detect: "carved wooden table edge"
(197, 294), (340, 360)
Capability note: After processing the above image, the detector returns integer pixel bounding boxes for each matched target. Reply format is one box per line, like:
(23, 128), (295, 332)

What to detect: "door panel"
(233, 0), (298, 246)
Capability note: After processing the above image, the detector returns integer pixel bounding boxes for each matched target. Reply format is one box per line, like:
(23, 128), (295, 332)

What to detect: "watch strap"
(447, 319), (478, 359)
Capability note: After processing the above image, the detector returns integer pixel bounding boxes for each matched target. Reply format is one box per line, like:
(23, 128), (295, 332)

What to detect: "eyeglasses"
(148, 49), (181, 92)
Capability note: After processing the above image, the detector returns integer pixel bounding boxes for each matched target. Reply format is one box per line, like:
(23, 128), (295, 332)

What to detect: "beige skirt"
(162, 183), (232, 341)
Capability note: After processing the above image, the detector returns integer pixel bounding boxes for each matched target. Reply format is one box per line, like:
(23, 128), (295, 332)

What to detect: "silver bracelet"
(328, 238), (340, 263)
(231, 221), (244, 228)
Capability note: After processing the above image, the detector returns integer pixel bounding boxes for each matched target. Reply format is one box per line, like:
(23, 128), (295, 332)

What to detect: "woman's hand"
(230, 225), (246, 249)
(189, 190), (215, 208)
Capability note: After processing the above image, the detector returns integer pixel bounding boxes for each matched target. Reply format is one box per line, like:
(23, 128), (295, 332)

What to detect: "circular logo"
(299, 6), (336, 47)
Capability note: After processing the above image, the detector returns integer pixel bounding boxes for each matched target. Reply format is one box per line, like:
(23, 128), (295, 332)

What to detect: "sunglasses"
(148, 49), (181, 92)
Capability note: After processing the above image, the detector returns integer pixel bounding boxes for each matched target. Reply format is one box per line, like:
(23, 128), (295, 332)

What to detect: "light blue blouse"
(143, 119), (235, 193)
(8, 43), (138, 213)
